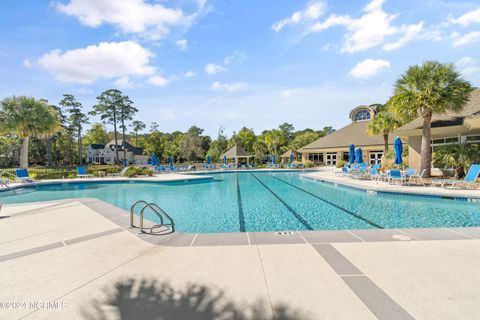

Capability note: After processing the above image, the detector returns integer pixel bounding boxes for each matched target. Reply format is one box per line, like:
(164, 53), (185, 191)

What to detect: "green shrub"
(380, 150), (409, 171)
(433, 144), (480, 178)
(336, 160), (346, 168)
(124, 167), (139, 177)
(302, 160), (315, 168)
(123, 166), (154, 178)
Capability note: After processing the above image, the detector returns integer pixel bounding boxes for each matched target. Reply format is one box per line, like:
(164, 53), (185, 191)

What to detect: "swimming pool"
(1, 171), (479, 233)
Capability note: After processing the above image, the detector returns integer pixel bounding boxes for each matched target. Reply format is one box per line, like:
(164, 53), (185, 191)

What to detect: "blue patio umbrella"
(169, 157), (173, 167)
(289, 152), (294, 163)
(266, 155), (270, 163)
(349, 144), (355, 164)
(206, 155), (211, 164)
(151, 153), (157, 166)
(272, 155), (276, 164)
(223, 155), (227, 164)
(355, 148), (363, 163)
(394, 137), (403, 165)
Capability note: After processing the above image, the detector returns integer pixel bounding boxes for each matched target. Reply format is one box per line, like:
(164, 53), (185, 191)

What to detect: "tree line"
(0, 88), (333, 168)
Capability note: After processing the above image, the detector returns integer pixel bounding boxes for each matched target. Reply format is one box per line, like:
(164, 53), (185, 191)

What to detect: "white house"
(86, 140), (148, 165)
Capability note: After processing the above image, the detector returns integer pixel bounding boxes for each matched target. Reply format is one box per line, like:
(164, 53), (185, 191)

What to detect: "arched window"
(353, 109), (371, 122)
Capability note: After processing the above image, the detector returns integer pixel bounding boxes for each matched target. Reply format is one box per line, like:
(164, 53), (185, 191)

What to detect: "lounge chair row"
(340, 163), (480, 189)
(340, 164), (427, 186)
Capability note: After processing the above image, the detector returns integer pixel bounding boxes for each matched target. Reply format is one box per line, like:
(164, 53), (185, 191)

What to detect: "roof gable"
(222, 144), (251, 158)
(301, 121), (395, 150)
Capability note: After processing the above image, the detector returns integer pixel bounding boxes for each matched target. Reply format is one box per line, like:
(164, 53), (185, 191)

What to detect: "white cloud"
(348, 59), (390, 79)
(37, 41), (155, 84)
(457, 56), (475, 67)
(224, 51), (247, 65)
(147, 75), (169, 87)
(56, 0), (207, 41)
(185, 70), (196, 78)
(272, 2), (326, 32)
(449, 8), (480, 27)
(309, 0), (423, 53)
(22, 59), (32, 68)
(211, 81), (246, 92)
(452, 31), (480, 46)
(114, 76), (135, 88)
(205, 63), (226, 75)
(456, 56), (480, 78)
(176, 38), (188, 50)
(383, 22), (424, 51)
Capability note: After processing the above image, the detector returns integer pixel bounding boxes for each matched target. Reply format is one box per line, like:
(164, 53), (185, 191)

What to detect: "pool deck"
(1, 199), (480, 319)
(0, 173), (214, 192)
(301, 170), (480, 200)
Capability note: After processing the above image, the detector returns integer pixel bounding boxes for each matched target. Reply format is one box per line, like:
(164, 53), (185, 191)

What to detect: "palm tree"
(366, 110), (401, 154)
(0, 96), (61, 168)
(264, 129), (285, 159)
(130, 120), (146, 146)
(389, 61), (473, 177)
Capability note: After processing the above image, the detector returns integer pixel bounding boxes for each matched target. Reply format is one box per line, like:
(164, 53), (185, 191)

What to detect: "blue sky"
(0, 0), (479, 136)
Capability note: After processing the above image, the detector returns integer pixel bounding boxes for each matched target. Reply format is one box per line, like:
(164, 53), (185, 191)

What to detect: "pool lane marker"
(266, 174), (383, 229)
(235, 173), (246, 232)
(250, 173), (314, 230)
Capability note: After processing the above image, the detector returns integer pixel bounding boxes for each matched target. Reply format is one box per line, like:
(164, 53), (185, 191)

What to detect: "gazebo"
(222, 144), (253, 166)
(280, 149), (299, 163)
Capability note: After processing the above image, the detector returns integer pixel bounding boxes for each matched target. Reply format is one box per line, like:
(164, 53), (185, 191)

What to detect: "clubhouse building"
(300, 88), (480, 171)
(300, 105), (395, 166)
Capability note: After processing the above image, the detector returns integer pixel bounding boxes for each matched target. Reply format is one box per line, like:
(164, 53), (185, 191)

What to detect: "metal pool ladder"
(129, 200), (175, 234)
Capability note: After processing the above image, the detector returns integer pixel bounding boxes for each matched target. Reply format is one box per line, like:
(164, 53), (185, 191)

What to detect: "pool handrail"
(139, 203), (175, 233)
(130, 200), (175, 234)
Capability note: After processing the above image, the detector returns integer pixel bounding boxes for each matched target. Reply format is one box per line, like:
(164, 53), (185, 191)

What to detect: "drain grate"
(275, 231), (295, 236)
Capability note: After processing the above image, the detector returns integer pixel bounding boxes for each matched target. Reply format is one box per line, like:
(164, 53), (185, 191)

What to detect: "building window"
(326, 152), (337, 166)
(431, 136), (459, 152)
(465, 135), (480, 143)
(308, 153), (324, 164)
(431, 136), (459, 146)
(353, 109), (371, 122)
(342, 152), (350, 161)
(369, 151), (383, 165)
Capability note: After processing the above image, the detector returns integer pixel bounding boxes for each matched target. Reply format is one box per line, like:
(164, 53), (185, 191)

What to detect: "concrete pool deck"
(1, 200), (480, 319)
(0, 173), (214, 192)
(301, 170), (480, 200)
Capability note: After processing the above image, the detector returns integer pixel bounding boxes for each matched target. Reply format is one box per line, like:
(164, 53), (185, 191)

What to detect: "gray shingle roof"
(280, 149), (298, 158)
(106, 139), (143, 155)
(396, 88), (480, 132)
(222, 145), (252, 158)
(301, 121), (395, 150)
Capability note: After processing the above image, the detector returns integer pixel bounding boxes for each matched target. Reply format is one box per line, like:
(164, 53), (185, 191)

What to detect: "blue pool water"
(1, 171), (479, 233)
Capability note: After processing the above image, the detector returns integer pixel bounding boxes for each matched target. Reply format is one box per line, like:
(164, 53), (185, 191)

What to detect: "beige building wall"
(302, 145), (389, 165)
(407, 136), (422, 171)
(404, 129), (480, 172)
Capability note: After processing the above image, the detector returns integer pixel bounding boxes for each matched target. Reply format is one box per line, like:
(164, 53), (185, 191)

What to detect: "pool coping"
(5, 197), (476, 247)
(0, 173), (214, 193)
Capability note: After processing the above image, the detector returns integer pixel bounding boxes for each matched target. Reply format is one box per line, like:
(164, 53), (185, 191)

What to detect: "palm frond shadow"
(80, 277), (306, 320)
